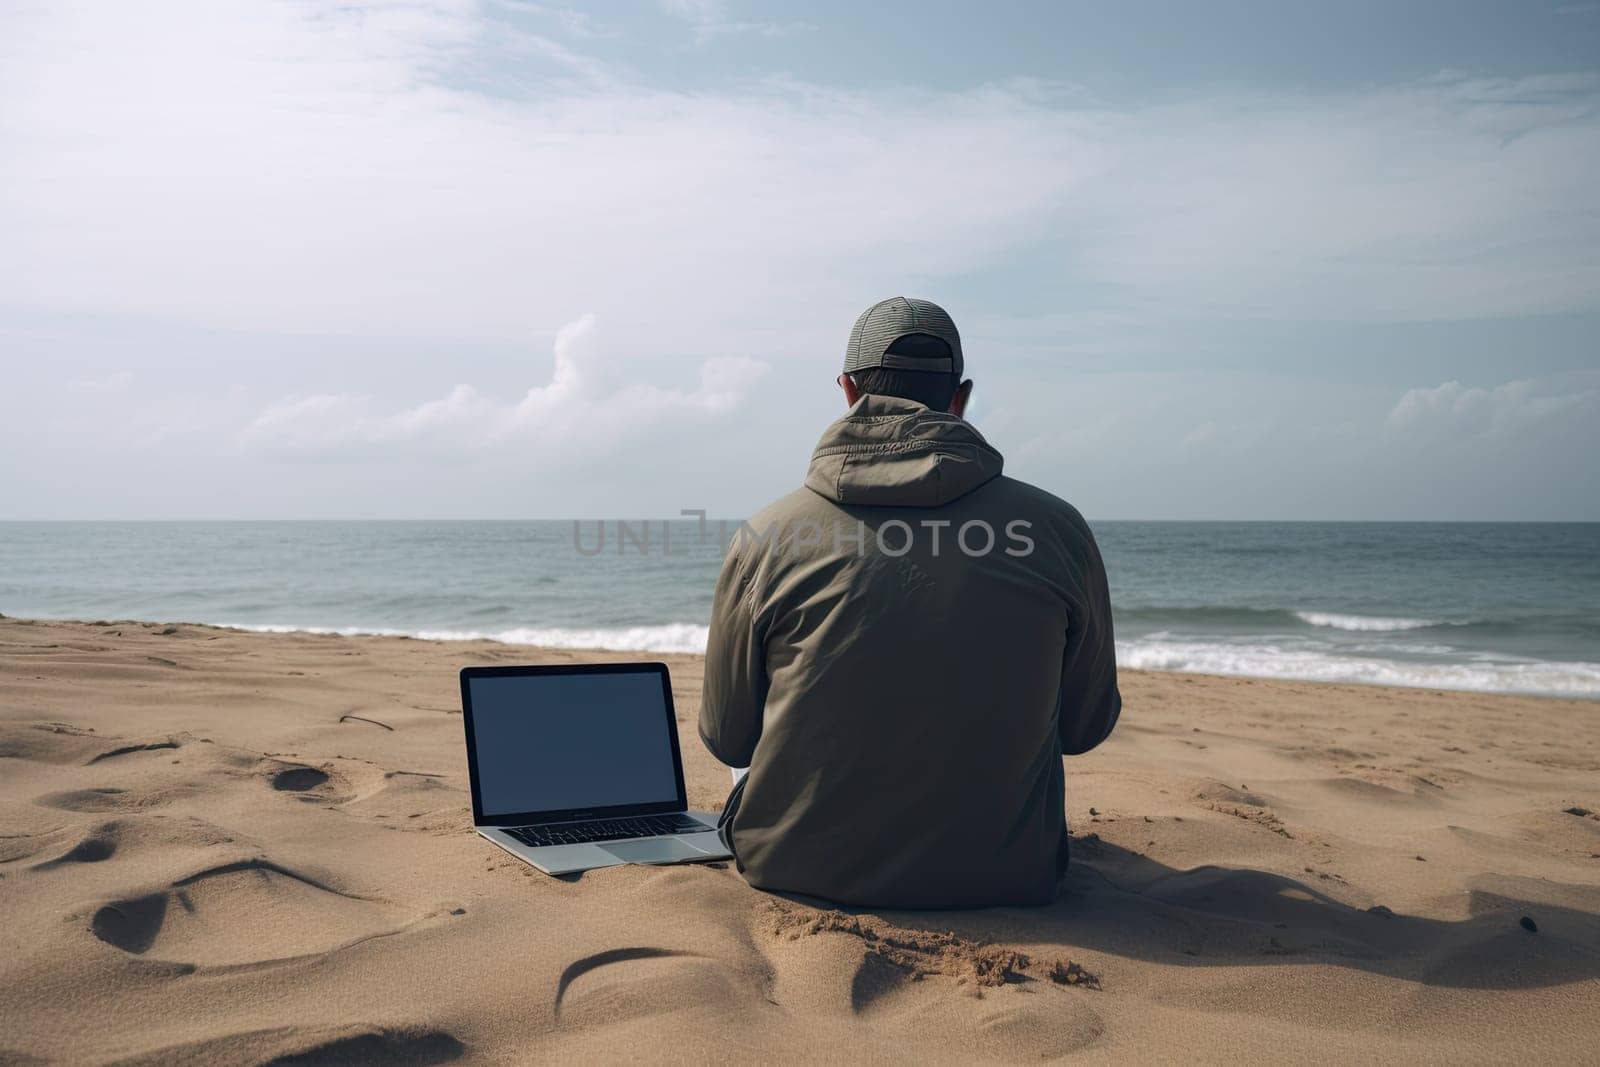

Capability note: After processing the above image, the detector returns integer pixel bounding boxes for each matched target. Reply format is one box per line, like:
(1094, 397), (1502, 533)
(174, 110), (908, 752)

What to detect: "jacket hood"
(804, 395), (1004, 507)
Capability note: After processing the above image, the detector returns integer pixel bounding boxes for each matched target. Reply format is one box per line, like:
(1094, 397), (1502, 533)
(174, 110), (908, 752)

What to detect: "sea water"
(1, 521), (1596, 699)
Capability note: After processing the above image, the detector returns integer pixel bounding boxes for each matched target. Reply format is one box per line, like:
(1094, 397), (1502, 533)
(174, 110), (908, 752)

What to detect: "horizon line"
(3, 517), (1599, 525)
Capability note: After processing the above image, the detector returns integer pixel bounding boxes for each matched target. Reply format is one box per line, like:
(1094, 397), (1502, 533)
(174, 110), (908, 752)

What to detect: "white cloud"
(241, 314), (768, 458)
(656, 0), (806, 42)
(2, 1), (1598, 519)
(0, 1), (1080, 352)
(1386, 374), (1600, 439)
(2, 0), (1594, 357)
(506, 3), (600, 38)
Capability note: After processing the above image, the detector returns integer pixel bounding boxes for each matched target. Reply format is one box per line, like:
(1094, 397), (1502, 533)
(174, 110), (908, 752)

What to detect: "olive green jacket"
(700, 395), (1120, 908)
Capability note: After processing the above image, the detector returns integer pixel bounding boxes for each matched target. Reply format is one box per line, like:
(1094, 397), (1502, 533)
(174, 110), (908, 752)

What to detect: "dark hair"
(847, 333), (961, 411)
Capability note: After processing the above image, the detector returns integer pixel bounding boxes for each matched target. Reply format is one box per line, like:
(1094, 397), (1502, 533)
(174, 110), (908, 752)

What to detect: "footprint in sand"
(112, 1024), (465, 1066)
(259, 1026), (466, 1065)
(554, 947), (741, 1029)
(260, 758), (388, 805)
(88, 858), (427, 969)
(32, 825), (118, 869)
(36, 784), (191, 814)
(761, 905), (1104, 1060)
(9, 811), (234, 871)
(271, 766), (332, 793)
(262, 762), (348, 804)
(91, 891), (170, 954)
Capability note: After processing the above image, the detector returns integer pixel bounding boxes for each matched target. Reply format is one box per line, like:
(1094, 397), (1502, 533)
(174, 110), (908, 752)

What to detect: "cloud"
(241, 314), (768, 458)
(505, 2), (600, 38)
(1386, 374), (1600, 439)
(3, 2), (1599, 519)
(3, 0), (1595, 357)
(656, 0), (807, 43)
(1065, 73), (1600, 321)
(1368, 371), (1600, 519)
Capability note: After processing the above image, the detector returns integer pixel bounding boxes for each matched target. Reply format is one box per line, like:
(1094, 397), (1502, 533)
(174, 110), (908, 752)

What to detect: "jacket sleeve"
(1058, 528), (1121, 756)
(699, 548), (768, 768)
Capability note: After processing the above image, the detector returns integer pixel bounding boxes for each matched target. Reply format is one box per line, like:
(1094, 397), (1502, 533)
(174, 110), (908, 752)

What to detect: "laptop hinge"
(501, 808), (684, 829)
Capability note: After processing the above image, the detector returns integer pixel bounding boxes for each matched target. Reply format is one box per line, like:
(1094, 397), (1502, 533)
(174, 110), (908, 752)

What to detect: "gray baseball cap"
(843, 296), (963, 377)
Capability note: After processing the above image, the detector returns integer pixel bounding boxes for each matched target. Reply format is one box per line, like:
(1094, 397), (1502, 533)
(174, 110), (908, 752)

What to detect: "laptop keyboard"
(504, 812), (709, 849)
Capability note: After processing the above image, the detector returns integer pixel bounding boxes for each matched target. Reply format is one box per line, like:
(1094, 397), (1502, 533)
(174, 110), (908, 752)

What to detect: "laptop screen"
(465, 668), (683, 820)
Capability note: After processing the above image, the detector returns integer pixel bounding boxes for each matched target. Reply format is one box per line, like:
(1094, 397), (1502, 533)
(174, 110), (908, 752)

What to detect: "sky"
(1, 0), (1597, 521)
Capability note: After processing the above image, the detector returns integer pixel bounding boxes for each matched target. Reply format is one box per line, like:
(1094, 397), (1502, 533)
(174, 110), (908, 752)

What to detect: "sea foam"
(1117, 638), (1600, 697)
(221, 622), (711, 655)
(221, 620), (1600, 696)
(1294, 612), (1437, 632)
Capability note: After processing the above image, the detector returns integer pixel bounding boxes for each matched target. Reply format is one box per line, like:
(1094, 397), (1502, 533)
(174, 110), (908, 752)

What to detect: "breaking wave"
(221, 621), (711, 655)
(219, 620), (1600, 695)
(1116, 638), (1600, 697)
(1293, 611), (1438, 632)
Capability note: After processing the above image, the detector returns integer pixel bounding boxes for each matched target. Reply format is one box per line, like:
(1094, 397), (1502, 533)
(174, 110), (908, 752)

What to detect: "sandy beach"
(1, 613), (1597, 1064)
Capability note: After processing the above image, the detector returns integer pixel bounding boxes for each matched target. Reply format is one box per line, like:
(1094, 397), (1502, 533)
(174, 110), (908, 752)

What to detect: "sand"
(1, 614), (1598, 1064)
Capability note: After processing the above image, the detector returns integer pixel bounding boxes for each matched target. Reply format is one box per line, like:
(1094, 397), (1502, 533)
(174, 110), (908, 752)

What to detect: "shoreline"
(2, 615), (1598, 1062)
(4, 610), (1596, 703)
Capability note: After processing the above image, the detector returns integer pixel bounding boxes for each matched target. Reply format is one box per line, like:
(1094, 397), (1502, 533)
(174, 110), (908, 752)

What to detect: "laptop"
(460, 662), (731, 875)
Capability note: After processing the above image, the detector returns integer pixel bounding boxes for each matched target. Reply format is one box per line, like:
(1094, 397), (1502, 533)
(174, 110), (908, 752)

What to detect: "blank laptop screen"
(468, 671), (680, 817)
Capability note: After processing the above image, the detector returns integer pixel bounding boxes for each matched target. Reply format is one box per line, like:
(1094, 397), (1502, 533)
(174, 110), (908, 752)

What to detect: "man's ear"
(949, 379), (973, 418)
(838, 373), (862, 407)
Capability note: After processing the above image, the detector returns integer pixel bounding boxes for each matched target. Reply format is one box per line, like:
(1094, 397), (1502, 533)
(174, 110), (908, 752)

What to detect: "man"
(699, 296), (1120, 908)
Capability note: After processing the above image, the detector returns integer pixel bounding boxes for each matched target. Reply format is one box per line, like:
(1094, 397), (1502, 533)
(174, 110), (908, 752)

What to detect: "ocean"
(2, 521), (1597, 699)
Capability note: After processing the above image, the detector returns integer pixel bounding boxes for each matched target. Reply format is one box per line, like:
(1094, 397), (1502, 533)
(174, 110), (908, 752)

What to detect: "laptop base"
(477, 815), (730, 876)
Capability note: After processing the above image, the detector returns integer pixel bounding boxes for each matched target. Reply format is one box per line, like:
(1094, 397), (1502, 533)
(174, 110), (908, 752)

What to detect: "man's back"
(700, 394), (1120, 908)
